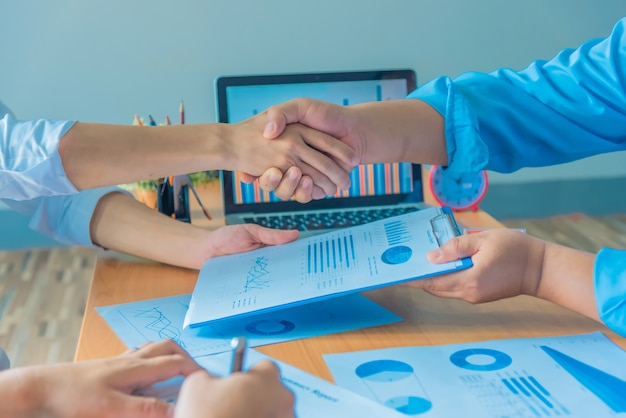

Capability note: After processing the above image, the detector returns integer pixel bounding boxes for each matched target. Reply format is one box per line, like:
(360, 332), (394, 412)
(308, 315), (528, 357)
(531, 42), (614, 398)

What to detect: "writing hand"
(5, 339), (201, 418)
(175, 360), (295, 418)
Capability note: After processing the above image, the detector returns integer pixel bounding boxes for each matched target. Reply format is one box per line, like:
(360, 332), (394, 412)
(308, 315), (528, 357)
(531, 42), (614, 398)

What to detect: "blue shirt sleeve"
(595, 248), (626, 336)
(0, 113), (79, 200)
(408, 17), (626, 174)
(1, 187), (130, 247)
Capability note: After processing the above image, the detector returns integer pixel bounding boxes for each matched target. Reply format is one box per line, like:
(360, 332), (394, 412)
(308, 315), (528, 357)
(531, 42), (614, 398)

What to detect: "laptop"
(215, 69), (427, 236)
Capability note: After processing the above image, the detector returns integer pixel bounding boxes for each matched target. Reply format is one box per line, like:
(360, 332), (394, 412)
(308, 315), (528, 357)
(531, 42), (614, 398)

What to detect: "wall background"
(1, 1), (626, 219)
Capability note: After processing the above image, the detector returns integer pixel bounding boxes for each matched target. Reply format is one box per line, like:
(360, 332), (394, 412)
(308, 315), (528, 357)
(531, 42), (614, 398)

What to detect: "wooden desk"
(75, 182), (626, 382)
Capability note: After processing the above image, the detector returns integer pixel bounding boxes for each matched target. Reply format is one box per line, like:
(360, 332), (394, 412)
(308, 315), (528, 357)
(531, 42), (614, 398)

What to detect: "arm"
(260, 18), (626, 198)
(0, 339), (201, 418)
(89, 192), (299, 270)
(175, 360), (294, 418)
(0, 111), (354, 201)
(3, 190), (299, 270)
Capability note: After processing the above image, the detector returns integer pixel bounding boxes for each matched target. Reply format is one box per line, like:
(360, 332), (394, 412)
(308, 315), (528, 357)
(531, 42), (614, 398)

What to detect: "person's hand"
(175, 360), (295, 418)
(229, 108), (357, 200)
(243, 98), (365, 202)
(203, 224), (299, 260)
(406, 229), (546, 303)
(4, 339), (202, 418)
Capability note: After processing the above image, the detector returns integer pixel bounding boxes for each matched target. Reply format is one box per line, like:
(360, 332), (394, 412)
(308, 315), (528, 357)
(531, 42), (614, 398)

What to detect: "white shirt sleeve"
(0, 113), (79, 200)
(1, 187), (131, 247)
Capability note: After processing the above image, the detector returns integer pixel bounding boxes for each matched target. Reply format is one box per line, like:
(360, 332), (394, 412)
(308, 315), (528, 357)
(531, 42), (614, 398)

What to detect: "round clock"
(428, 165), (489, 211)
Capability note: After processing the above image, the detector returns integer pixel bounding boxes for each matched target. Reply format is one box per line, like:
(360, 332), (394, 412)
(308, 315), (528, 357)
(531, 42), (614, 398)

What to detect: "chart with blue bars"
(305, 232), (357, 290)
(323, 332), (626, 417)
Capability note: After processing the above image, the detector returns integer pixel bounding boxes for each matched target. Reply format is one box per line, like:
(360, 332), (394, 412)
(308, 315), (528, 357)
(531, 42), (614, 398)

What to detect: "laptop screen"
(215, 69), (421, 215)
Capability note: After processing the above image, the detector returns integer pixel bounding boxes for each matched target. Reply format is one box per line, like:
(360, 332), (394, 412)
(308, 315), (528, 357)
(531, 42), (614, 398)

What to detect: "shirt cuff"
(594, 247), (626, 337)
(4, 187), (131, 247)
(407, 76), (489, 173)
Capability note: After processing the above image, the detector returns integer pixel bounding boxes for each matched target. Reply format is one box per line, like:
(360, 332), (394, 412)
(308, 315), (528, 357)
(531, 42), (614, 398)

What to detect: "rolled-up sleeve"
(1, 187), (130, 247)
(0, 114), (78, 200)
(408, 17), (626, 173)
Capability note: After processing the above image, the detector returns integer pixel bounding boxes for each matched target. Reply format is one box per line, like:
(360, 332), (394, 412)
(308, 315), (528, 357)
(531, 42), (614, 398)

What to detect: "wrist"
(0, 366), (48, 416)
(520, 234), (547, 298)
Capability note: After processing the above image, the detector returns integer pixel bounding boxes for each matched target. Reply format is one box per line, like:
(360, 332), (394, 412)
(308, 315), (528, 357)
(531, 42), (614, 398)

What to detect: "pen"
(230, 336), (246, 373)
(179, 100), (185, 124)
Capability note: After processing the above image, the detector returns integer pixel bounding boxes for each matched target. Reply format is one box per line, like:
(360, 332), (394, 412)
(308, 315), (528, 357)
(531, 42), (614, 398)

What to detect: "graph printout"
(97, 293), (401, 357)
(139, 349), (407, 418)
(185, 207), (471, 328)
(323, 332), (626, 417)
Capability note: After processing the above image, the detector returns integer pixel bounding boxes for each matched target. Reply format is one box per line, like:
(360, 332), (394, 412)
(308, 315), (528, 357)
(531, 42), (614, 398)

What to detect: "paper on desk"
(139, 348), (406, 418)
(185, 207), (471, 328)
(323, 332), (626, 417)
(96, 293), (401, 357)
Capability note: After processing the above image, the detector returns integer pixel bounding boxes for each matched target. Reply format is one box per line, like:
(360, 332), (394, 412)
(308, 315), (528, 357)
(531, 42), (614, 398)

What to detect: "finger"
(296, 160), (339, 197)
(296, 127), (356, 171)
(239, 172), (258, 184)
(257, 167), (285, 191)
(401, 275), (465, 299)
(115, 394), (176, 418)
(293, 176), (314, 204)
(244, 224), (300, 245)
(247, 359), (282, 379)
(272, 166), (303, 201)
(133, 339), (190, 360)
(426, 235), (480, 264)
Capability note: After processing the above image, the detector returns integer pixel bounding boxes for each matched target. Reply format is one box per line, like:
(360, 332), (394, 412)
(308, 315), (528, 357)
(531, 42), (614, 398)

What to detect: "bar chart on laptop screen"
(226, 79), (413, 204)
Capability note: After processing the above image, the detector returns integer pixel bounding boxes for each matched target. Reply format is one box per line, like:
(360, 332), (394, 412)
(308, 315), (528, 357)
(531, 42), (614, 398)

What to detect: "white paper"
(185, 207), (470, 328)
(140, 349), (406, 418)
(323, 332), (626, 417)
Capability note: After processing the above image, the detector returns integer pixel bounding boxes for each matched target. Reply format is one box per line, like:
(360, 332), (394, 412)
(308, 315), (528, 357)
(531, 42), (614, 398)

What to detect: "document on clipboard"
(184, 206), (472, 329)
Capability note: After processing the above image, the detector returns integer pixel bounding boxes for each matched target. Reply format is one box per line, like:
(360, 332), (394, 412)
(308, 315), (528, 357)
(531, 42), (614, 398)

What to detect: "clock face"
(428, 166), (488, 211)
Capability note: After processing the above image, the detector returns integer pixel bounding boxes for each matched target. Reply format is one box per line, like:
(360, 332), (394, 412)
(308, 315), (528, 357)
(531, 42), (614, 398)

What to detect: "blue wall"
(1, 1), (626, 220)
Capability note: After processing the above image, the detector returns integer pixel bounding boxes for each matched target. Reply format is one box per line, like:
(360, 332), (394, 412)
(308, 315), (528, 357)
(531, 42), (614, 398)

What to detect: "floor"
(1, 212), (625, 368)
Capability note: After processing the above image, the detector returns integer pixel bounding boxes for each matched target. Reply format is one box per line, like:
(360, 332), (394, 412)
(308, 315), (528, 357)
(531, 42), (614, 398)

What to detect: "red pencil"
(165, 114), (172, 125)
(179, 100), (185, 124)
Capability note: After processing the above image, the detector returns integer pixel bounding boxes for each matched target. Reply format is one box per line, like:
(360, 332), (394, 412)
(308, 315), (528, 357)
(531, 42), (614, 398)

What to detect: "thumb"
(263, 99), (309, 139)
(426, 235), (479, 264)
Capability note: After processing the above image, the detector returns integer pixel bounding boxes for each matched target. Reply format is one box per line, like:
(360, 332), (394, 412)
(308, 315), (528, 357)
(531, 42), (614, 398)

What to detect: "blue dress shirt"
(408, 18), (626, 336)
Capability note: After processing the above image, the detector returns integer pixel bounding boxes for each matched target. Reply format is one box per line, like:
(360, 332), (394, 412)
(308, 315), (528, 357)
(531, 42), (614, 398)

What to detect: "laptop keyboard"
(243, 206), (421, 232)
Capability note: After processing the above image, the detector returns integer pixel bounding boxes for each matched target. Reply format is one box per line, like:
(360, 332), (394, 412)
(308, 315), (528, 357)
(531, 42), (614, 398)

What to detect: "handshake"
(230, 97), (447, 203)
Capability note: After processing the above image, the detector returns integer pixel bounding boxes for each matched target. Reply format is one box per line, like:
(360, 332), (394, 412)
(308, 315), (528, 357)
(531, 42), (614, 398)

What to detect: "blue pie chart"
(355, 359), (414, 382)
(245, 319), (296, 335)
(449, 348), (512, 371)
(385, 396), (432, 415)
(381, 246), (413, 265)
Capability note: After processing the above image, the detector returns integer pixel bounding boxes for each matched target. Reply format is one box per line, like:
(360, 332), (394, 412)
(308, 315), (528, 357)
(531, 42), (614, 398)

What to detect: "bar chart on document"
(303, 231), (358, 291)
(184, 208), (471, 328)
